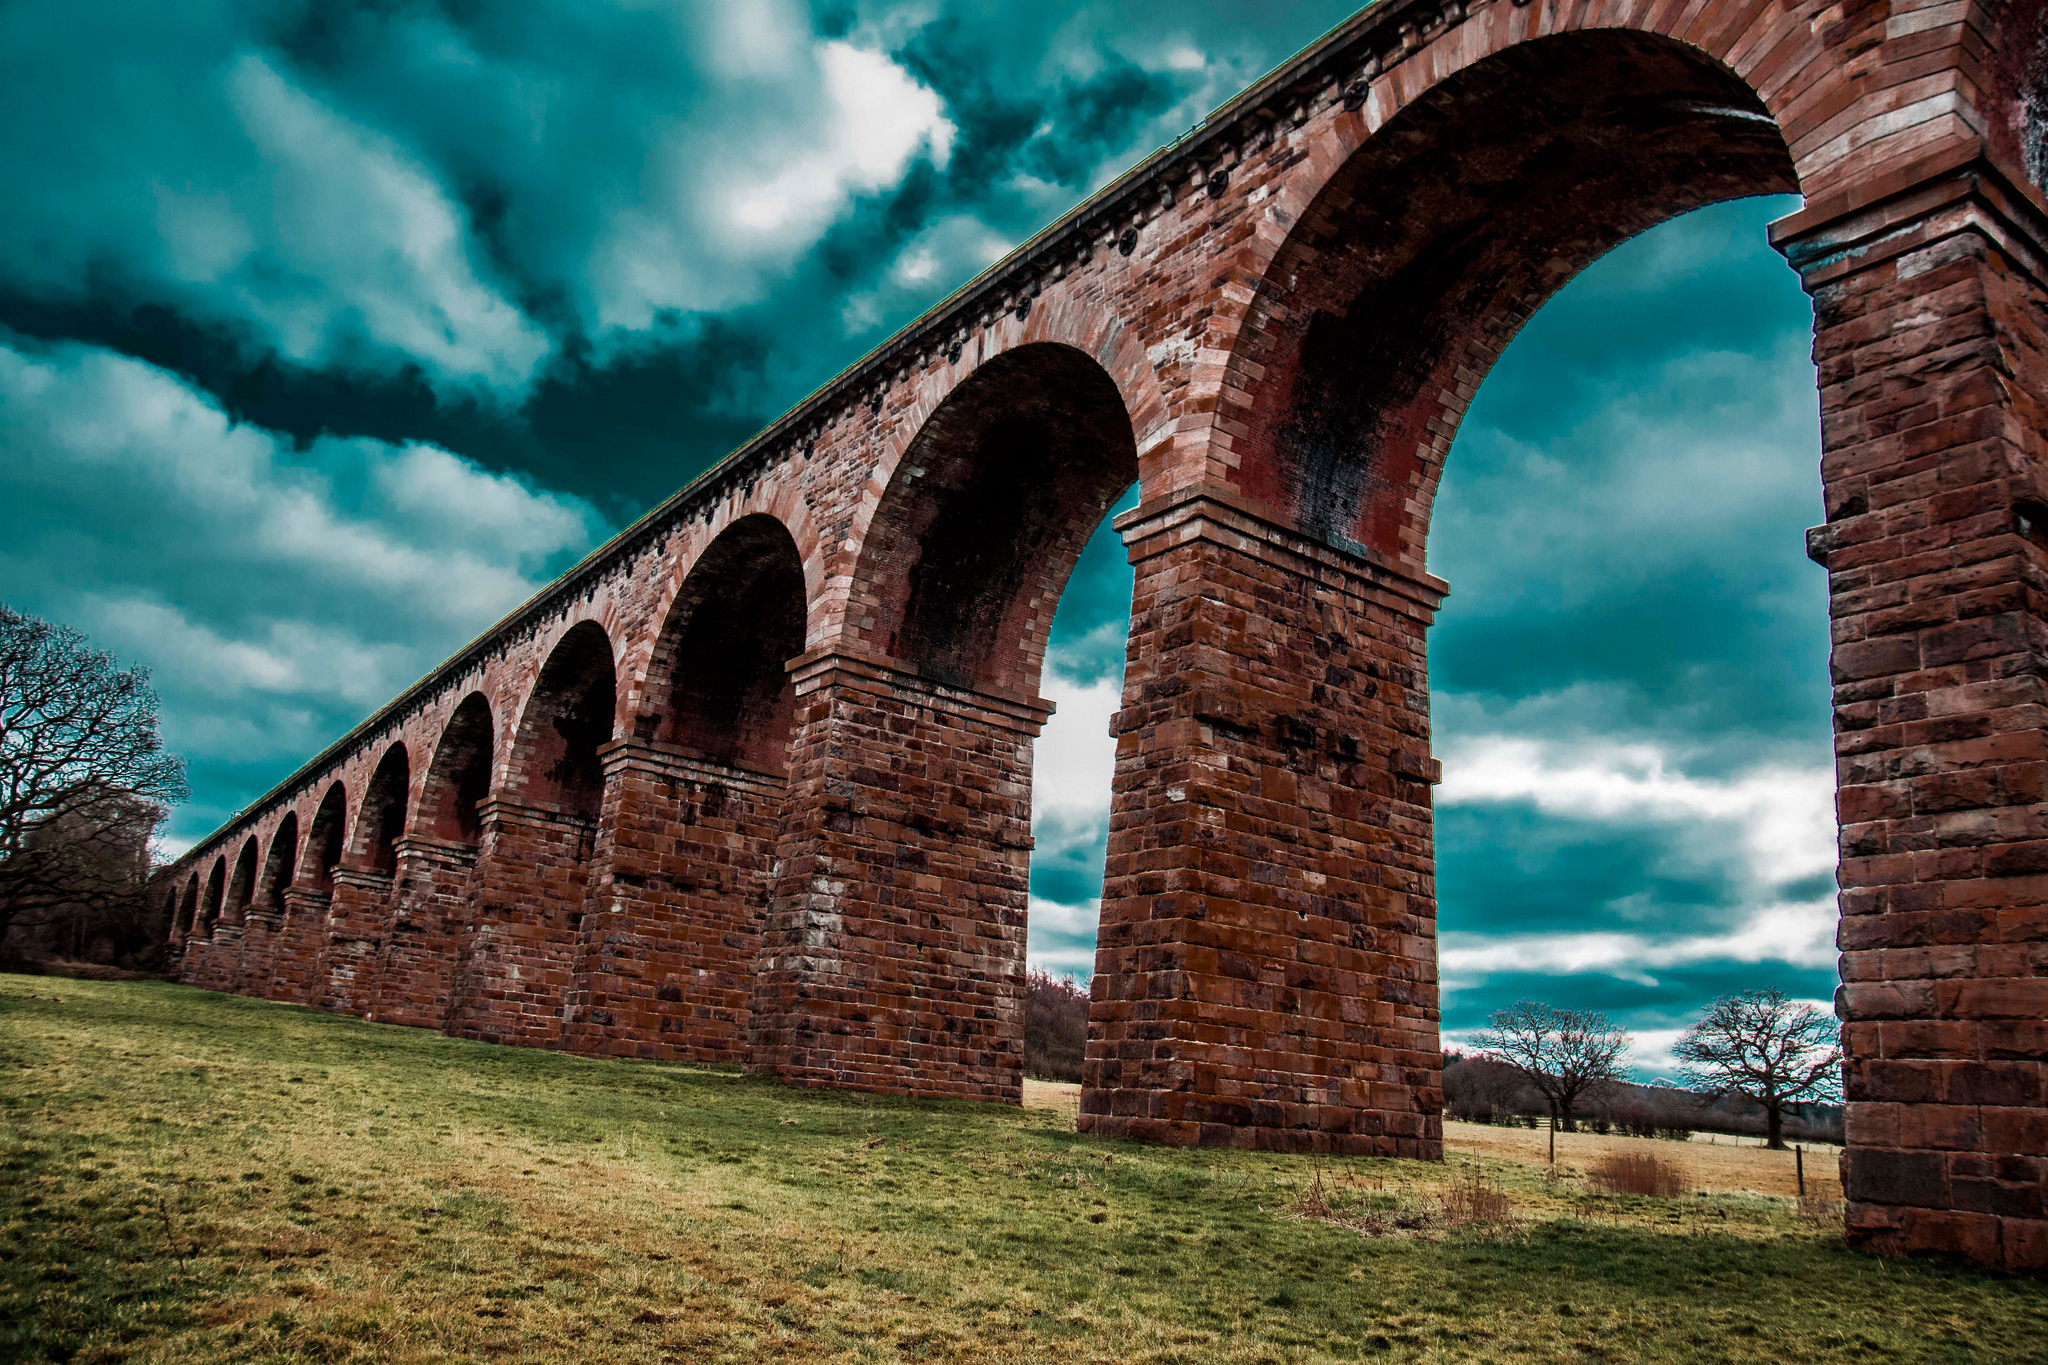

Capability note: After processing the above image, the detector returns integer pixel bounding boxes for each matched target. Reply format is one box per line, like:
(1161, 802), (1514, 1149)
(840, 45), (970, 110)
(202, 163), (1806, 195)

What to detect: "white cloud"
(1027, 894), (1101, 978)
(1438, 735), (1837, 888)
(589, 39), (956, 333)
(1033, 674), (1121, 828)
(840, 215), (1016, 338)
(0, 332), (605, 779)
(215, 55), (552, 391)
(81, 598), (416, 712)
(0, 3), (547, 397)
(1025, 673), (1119, 978)
(724, 43), (954, 238)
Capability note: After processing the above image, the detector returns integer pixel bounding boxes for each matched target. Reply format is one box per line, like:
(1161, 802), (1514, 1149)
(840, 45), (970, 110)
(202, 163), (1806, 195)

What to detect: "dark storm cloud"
(0, 0), (1302, 521)
(1434, 806), (1745, 937)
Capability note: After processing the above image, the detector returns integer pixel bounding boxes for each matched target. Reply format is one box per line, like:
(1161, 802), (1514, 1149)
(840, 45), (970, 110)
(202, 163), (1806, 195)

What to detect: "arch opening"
(350, 747), (411, 875)
(1230, 30), (1798, 557)
(305, 784), (346, 893)
(511, 622), (616, 817)
(420, 694), (494, 843)
(854, 342), (1141, 696)
(261, 814), (299, 911)
(226, 837), (259, 927)
(201, 858), (225, 936)
(179, 875), (200, 937)
(640, 515), (806, 775)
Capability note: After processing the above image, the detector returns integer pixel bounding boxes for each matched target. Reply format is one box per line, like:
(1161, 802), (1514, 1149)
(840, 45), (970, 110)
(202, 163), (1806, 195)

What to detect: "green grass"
(2, 976), (2042, 1363)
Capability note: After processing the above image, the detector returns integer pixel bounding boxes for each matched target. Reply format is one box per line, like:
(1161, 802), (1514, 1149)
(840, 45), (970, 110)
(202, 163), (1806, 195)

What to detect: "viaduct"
(159, 0), (2048, 1268)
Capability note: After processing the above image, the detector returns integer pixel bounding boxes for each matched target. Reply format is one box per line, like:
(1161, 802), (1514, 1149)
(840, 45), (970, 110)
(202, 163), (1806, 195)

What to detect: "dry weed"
(1290, 1164), (1515, 1239)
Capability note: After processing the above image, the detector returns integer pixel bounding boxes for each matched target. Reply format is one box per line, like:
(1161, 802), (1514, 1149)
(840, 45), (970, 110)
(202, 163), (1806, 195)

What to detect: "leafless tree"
(1673, 989), (1841, 1149)
(1475, 1001), (1632, 1159)
(0, 604), (185, 946)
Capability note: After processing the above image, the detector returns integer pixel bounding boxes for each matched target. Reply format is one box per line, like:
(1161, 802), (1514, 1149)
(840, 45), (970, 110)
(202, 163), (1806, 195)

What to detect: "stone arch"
(200, 857), (226, 937)
(261, 814), (299, 909)
(418, 694), (494, 843)
(225, 836), (260, 928)
(1218, 30), (1798, 564)
(638, 515), (807, 774)
(304, 784), (347, 893)
(847, 341), (1140, 695)
(347, 746), (412, 875)
(507, 621), (617, 816)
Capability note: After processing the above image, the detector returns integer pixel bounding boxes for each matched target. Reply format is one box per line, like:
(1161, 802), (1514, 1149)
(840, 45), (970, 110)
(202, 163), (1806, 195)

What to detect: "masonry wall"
(748, 655), (1045, 1102)
(1083, 492), (1444, 1154)
(562, 742), (785, 1063)
(444, 802), (593, 1048)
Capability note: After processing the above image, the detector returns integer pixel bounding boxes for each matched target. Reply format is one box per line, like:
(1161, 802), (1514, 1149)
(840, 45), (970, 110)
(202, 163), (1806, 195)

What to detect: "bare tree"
(0, 604), (185, 945)
(1673, 989), (1841, 1150)
(1475, 1001), (1632, 1160)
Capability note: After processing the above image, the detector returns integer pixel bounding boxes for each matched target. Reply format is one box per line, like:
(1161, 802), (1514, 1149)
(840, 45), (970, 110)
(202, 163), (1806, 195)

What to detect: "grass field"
(3, 976), (2043, 1363)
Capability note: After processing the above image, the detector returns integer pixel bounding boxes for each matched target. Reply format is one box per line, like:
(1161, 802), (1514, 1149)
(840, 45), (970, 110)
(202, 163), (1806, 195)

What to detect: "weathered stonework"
(155, 0), (2048, 1268)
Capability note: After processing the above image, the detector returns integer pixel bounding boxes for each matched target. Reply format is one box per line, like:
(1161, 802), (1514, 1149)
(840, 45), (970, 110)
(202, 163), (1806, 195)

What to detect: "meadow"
(3, 975), (2042, 1363)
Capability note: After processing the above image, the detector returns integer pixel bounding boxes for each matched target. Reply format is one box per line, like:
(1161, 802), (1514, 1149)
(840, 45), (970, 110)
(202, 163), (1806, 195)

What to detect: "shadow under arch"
(200, 858), (225, 938)
(1225, 29), (1798, 561)
(639, 514), (807, 774)
(750, 343), (1140, 1100)
(260, 814), (298, 916)
(371, 694), (495, 1032)
(304, 784), (346, 893)
(450, 621), (616, 1050)
(563, 515), (810, 1065)
(853, 341), (1140, 696)
(418, 694), (494, 844)
(224, 836), (259, 930)
(178, 874), (200, 939)
(510, 621), (617, 817)
(1085, 29), (1807, 1156)
(348, 746), (412, 876)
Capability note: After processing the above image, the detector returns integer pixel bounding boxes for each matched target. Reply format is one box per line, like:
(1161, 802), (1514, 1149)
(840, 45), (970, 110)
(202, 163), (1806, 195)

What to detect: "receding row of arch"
(170, 333), (1145, 957)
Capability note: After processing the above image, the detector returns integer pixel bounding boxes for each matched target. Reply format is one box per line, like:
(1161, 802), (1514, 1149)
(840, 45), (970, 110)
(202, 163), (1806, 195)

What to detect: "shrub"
(1590, 1153), (1690, 1198)
(1439, 1172), (1513, 1229)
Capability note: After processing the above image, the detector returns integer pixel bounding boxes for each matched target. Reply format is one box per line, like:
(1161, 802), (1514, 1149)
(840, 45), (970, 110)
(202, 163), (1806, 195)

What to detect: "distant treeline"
(1024, 970), (1090, 1082)
(1442, 1050), (1844, 1145)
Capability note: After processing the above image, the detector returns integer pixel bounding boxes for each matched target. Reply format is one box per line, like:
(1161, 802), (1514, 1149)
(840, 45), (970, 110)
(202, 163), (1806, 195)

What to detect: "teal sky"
(0, 2), (1833, 1074)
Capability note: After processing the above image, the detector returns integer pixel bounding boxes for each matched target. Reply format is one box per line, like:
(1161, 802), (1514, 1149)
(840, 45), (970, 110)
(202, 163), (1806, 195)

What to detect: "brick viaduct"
(158, 0), (2048, 1267)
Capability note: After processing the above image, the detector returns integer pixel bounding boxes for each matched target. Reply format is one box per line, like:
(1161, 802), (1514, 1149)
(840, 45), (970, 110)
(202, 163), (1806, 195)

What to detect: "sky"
(0, 1), (1835, 1076)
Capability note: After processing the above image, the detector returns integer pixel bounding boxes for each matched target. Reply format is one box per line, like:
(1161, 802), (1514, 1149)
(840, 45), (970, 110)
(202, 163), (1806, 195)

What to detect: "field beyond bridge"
(3, 977), (2039, 1364)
